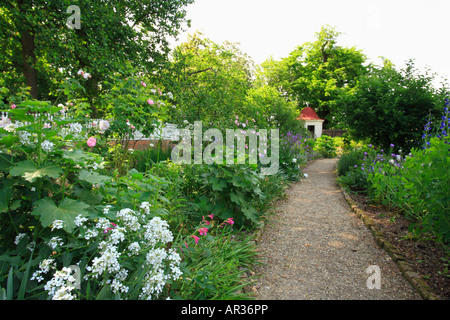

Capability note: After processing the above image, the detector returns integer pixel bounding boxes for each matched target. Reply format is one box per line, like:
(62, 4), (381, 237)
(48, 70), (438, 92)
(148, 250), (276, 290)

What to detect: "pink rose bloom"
(87, 137), (96, 148)
(11, 103), (16, 109)
(147, 99), (154, 105)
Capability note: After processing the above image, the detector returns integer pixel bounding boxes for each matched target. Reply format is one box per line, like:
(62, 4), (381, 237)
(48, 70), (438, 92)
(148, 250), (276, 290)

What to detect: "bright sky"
(172, 0), (450, 86)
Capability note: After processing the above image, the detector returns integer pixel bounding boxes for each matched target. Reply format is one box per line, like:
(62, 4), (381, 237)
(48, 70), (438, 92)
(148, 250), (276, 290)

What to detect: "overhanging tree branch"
(187, 67), (213, 77)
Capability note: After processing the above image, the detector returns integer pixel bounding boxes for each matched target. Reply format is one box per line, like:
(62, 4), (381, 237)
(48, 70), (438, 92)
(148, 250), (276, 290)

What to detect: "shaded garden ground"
(348, 193), (450, 300)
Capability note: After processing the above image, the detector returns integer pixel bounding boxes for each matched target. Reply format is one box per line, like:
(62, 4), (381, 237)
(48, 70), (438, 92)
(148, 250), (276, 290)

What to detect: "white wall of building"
(304, 120), (324, 138)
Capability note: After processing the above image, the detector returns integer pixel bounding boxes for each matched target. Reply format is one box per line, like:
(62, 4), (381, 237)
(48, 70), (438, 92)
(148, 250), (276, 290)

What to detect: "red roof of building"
(297, 107), (324, 121)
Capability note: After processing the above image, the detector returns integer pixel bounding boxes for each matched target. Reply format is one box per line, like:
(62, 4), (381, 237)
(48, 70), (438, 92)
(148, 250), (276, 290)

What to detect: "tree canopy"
(160, 32), (255, 130)
(257, 25), (368, 128)
(338, 60), (447, 152)
(0, 0), (193, 108)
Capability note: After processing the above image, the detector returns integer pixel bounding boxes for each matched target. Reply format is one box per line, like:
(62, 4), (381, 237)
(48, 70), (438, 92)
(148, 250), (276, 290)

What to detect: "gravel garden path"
(254, 158), (421, 300)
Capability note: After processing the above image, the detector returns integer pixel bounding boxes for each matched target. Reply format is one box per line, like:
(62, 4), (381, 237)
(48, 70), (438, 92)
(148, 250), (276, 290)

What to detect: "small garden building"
(298, 107), (324, 138)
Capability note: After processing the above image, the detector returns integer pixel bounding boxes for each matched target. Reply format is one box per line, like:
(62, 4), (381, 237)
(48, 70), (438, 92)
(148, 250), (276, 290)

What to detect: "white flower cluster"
(81, 204), (181, 298)
(143, 216), (173, 247)
(140, 247), (182, 300)
(86, 244), (122, 278)
(29, 203), (181, 300)
(2, 119), (21, 133)
(117, 208), (141, 231)
(14, 233), (27, 245)
(139, 202), (152, 215)
(44, 267), (77, 300)
(47, 236), (64, 249)
(18, 131), (31, 145)
(41, 140), (54, 152)
(69, 122), (83, 135)
(31, 260), (77, 300)
(0, 116), (12, 129)
(31, 259), (56, 283)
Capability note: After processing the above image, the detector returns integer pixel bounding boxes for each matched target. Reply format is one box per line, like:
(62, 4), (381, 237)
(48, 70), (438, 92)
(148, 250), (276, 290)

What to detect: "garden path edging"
(338, 186), (440, 300)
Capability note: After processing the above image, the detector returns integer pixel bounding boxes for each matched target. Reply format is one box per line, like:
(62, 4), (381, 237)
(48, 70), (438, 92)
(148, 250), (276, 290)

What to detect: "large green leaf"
(241, 204), (258, 223)
(0, 135), (19, 148)
(31, 198), (90, 233)
(63, 149), (96, 164)
(210, 177), (227, 191)
(78, 170), (112, 186)
(10, 160), (63, 182)
(0, 187), (12, 213)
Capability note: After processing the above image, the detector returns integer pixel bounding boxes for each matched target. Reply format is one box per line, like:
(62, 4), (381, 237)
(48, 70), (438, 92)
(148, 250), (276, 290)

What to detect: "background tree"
(0, 0), (193, 113)
(338, 59), (448, 152)
(243, 86), (304, 135)
(257, 25), (368, 128)
(161, 33), (254, 130)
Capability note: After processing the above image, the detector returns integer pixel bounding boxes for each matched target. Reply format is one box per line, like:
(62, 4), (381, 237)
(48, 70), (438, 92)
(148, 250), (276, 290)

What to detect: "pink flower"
(208, 214), (214, 220)
(147, 99), (154, 105)
(87, 137), (96, 148)
(225, 218), (234, 225)
(191, 235), (200, 244)
(141, 81), (147, 87)
(103, 222), (117, 234)
(10, 103), (16, 109)
(198, 227), (208, 236)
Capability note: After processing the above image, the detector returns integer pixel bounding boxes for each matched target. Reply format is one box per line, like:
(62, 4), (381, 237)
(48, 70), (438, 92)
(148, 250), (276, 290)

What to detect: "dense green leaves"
(368, 137), (450, 243)
(1, 0), (193, 104)
(10, 160), (63, 182)
(162, 33), (254, 130)
(338, 60), (445, 152)
(256, 25), (368, 128)
(31, 198), (90, 233)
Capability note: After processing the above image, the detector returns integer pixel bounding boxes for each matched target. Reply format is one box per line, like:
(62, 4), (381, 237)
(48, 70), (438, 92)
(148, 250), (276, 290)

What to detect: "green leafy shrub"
(314, 135), (337, 158)
(179, 163), (264, 227)
(367, 100), (450, 244)
(337, 148), (365, 176)
(279, 131), (316, 180)
(129, 143), (173, 172)
(0, 101), (184, 300)
(369, 137), (449, 243)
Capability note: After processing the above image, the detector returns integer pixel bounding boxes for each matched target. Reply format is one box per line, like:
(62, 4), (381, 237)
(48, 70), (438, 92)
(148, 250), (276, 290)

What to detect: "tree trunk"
(20, 29), (38, 99)
(16, 0), (38, 99)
